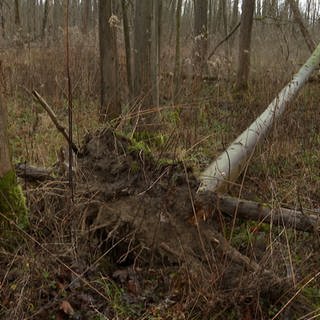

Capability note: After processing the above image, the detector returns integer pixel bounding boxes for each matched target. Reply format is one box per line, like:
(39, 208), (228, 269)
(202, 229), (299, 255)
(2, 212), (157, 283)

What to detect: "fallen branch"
(32, 90), (79, 155)
(217, 195), (320, 232)
(195, 191), (320, 232)
(15, 163), (54, 181)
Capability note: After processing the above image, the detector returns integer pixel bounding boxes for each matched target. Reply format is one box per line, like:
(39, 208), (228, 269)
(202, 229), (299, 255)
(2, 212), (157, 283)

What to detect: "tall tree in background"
(193, 0), (208, 76)
(288, 0), (316, 53)
(0, 0), (5, 38)
(121, 0), (133, 97)
(99, 0), (121, 121)
(173, 0), (182, 102)
(41, 0), (49, 40)
(14, 0), (21, 27)
(237, 0), (255, 90)
(133, 0), (152, 107)
(82, 0), (92, 35)
(151, 0), (161, 108)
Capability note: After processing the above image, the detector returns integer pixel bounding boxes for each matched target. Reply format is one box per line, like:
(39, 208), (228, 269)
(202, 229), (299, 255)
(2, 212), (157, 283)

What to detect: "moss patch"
(0, 170), (29, 229)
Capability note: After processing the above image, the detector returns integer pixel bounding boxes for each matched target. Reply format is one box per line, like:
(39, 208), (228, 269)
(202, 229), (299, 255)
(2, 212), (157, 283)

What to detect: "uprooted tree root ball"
(5, 129), (308, 319)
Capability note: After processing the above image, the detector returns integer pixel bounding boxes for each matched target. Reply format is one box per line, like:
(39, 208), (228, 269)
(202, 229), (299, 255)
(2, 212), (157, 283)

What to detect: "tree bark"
(82, 0), (92, 34)
(133, 0), (152, 108)
(173, 0), (182, 102)
(41, 0), (49, 40)
(99, 0), (121, 121)
(237, 0), (255, 90)
(121, 0), (133, 97)
(0, 1), (5, 40)
(14, 0), (21, 27)
(151, 0), (160, 108)
(216, 195), (319, 232)
(193, 0), (208, 76)
(231, 0), (239, 28)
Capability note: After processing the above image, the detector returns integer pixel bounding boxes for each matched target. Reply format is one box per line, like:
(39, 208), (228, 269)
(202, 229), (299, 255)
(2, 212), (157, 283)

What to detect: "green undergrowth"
(0, 170), (28, 225)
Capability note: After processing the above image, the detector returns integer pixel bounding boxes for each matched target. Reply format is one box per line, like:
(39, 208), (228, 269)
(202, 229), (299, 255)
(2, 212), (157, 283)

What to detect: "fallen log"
(199, 41), (320, 193)
(15, 163), (54, 182)
(195, 191), (320, 232)
(218, 195), (320, 232)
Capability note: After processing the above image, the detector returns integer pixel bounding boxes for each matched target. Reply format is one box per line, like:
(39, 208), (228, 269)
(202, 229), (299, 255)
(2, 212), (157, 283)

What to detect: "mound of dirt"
(18, 128), (300, 318)
(74, 129), (290, 312)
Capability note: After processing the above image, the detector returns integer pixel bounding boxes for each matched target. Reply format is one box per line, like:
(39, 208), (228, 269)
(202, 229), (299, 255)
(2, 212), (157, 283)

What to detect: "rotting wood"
(15, 163), (54, 182)
(218, 195), (320, 232)
(195, 191), (320, 232)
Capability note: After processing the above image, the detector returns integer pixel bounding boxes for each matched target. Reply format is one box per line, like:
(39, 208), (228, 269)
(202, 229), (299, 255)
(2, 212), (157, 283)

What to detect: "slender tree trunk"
(99, 0), (121, 121)
(237, 0), (255, 90)
(121, 0), (133, 97)
(151, 0), (160, 108)
(0, 1), (5, 39)
(14, 0), (21, 27)
(173, 0), (182, 102)
(287, 0), (316, 53)
(231, 0), (239, 27)
(193, 0), (208, 76)
(41, 0), (49, 40)
(82, 0), (91, 34)
(133, 0), (152, 107)
(168, 0), (176, 44)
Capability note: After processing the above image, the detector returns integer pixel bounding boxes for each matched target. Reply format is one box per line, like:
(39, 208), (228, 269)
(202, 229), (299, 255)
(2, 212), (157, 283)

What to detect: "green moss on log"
(0, 170), (29, 229)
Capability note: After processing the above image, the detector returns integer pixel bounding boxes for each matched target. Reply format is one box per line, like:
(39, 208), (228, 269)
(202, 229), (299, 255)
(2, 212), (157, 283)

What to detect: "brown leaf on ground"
(60, 300), (75, 316)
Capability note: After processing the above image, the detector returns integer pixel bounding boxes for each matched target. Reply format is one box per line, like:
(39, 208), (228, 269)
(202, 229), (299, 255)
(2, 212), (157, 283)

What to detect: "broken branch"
(32, 90), (79, 155)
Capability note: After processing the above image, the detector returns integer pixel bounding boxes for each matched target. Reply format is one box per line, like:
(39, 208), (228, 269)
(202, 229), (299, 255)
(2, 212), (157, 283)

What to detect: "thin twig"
(207, 21), (241, 60)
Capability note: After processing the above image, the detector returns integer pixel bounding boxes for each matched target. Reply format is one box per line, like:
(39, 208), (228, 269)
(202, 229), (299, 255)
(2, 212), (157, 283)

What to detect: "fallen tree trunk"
(195, 191), (320, 233)
(218, 195), (320, 232)
(199, 41), (320, 193)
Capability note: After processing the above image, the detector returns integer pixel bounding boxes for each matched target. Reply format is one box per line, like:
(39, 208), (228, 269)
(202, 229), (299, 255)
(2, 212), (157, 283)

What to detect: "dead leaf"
(60, 300), (75, 316)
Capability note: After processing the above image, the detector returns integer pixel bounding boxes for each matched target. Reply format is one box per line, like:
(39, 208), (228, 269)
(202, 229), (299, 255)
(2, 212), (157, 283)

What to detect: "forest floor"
(1, 52), (320, 319)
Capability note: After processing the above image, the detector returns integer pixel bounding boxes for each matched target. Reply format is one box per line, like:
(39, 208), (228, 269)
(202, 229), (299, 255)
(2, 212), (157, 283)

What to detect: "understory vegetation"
(1, 20), (320, 320)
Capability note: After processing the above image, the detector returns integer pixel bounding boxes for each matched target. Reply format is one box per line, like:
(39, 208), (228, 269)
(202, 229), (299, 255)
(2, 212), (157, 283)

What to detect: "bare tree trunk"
(231, 0), (239, 27)
(168, 0), (176, 44)
(14, 0), (21, 27)
(133, 0), (152, 107)
(121, 0), (133, 97)
(0, 1), (5, 39)
(151, 0), (160, 108)
(173, 0), (182, 102)
(237, 0), (255, 90)
(82, 0), (91, 34)
(193, 0), (208, 76)
(287, 0), (316, 52)
(41, 0), (49, 40)
(99, 0), (121, 121)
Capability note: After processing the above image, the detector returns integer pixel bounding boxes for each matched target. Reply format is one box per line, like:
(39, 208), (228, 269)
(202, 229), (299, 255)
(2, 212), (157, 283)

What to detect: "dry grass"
(1, 26), (320, 319)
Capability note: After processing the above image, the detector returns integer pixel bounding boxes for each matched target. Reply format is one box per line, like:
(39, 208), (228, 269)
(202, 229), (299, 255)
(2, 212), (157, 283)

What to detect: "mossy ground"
(0, 170), (28, 228)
